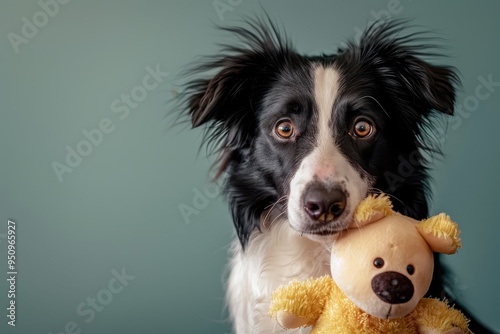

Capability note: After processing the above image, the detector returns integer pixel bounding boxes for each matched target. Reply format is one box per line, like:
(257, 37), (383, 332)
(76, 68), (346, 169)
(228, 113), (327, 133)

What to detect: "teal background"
(1, 0), (499, 333)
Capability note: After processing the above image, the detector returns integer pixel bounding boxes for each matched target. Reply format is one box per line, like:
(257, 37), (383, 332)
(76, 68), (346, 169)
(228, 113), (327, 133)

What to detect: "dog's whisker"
(262, 196), (288, 227)
(263, 195), (288, 211)
(355, 95), (392, 120)
(368, 187), (405, 208)
(269, 210), (287, 226)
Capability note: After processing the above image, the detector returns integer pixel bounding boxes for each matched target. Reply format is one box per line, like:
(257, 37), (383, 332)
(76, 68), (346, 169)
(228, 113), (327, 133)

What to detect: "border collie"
(178, 17), (490, 333)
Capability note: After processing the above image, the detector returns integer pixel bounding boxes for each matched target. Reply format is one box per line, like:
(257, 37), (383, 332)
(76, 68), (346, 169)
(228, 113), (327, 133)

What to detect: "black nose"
(303, 184), (346, 223)
(371, 271), (414, 304)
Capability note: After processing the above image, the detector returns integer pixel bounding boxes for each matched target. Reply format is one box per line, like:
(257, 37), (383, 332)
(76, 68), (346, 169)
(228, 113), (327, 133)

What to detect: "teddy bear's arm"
(269, 276), (334, 329)
(412, 298), (471, 334)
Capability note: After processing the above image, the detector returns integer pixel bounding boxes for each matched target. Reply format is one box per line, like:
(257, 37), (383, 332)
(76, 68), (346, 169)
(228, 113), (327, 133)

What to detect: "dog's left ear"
(355, 21), (461, 117)
(397, 57), (458, 115)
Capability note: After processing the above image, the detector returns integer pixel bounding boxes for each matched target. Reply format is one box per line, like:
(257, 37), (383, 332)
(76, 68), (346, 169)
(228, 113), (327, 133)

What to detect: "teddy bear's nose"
(371, 271), (414, 304)
(303, 183), (346, 223)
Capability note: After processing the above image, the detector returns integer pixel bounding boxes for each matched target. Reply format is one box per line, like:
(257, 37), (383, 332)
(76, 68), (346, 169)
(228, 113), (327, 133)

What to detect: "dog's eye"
(275, 119), (295, 139)
(407, 265), (415, 275)
(352, 118), (375, 139)
(373, 257), (384, 268)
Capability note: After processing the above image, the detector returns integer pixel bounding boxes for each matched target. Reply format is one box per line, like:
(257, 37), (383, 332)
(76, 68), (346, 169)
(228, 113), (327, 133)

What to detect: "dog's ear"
(397, 57), (458, 116)
(187, 61), (249, 128)
(180, 20), (290, 177)
(186, 54), (266, 177)
(353, 20), (460, 117)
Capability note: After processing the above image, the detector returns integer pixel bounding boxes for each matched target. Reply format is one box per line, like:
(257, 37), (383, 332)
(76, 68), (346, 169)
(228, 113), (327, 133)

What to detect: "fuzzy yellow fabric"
(353, 193), (394, 225)
(418, 213), (462, 248)
(269, 276), (334, 327)
(412, 298), (472, 334)
(270, 276), (471, 333)
(270, 276), (419, 333)
(312, 282), (418, 334)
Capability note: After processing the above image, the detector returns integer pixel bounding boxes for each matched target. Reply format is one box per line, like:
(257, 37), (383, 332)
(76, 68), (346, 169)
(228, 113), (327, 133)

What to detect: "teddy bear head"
(330, 195), (461, 320)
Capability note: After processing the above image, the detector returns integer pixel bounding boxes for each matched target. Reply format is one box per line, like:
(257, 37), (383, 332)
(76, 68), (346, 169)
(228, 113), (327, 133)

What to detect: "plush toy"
(269, 194), (471, 334)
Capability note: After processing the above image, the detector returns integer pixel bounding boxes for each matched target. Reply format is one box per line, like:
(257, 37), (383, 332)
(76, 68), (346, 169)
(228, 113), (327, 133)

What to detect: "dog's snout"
(303, 184), (346, 223)
(371, 271), (414, 304)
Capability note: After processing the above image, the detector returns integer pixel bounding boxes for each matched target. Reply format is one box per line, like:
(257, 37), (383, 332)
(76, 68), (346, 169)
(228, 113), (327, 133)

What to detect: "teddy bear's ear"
(351, 194), (394, 228)
(416, 213), (462, 254)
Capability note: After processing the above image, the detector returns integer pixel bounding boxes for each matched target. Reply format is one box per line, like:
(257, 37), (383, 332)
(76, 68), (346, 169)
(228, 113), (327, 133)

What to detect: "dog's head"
(179, 18), (459, 247)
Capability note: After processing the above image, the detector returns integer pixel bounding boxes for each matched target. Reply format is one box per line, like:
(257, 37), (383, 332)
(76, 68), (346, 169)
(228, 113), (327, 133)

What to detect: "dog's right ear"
(183, 52), (274, 177)
(187, 63), (244, 128)
(180, 19), (291, 175)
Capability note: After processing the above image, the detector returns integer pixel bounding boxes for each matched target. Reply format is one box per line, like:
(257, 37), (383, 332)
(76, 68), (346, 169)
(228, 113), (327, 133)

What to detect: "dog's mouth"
(262, 204), (353, 239)
(296, 224), (348, 236)
(286, 173), (370, 238)
(286, 173), (371, 238)
(288, 209), (353, 237)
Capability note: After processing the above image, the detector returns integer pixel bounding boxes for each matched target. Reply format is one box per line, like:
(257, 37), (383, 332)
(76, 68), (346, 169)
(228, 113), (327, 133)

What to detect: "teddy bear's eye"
(407, 264), (415, 275)
(373, 257), (384, 268)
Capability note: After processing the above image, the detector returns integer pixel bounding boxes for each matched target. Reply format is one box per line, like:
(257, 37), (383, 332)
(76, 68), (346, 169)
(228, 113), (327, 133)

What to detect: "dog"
(178, 17), (491, 333)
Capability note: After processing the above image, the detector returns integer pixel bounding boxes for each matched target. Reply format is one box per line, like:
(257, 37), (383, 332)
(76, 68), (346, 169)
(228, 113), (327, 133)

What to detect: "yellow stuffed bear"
(269, 194), (471, 334)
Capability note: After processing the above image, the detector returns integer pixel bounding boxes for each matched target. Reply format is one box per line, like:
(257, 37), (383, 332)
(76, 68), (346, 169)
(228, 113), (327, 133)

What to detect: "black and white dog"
(179, 17), (490, 333)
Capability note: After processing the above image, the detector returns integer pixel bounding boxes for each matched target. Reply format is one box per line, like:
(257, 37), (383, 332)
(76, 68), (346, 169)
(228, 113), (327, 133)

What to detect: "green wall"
(1, 1), (499, 333)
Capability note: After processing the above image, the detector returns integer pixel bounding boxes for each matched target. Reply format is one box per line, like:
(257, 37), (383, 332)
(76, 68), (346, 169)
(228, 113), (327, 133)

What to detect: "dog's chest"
(234, 221), (331, 301)
(227, 220), (332, 333)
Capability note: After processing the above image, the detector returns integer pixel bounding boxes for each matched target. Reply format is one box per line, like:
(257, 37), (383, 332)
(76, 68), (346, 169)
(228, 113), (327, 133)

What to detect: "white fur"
(289, 66), (369, 234)
(227, 218), (331, 333)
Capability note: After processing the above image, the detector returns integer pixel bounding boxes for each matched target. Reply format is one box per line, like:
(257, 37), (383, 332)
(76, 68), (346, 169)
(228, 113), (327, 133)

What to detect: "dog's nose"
(303, 184), (346, 223)
(371, 271), (414, 304)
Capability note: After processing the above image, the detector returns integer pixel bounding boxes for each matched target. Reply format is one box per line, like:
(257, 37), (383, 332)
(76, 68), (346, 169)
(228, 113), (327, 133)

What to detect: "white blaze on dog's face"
(288, 66), (372, 238)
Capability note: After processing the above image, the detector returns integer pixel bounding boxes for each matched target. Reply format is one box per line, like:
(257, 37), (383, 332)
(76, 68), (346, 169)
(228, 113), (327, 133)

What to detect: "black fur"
(178, 17), (492, 333)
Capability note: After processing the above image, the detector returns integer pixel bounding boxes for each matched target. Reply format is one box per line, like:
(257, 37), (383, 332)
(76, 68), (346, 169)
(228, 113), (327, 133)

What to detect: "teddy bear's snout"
(371, 271), (414, 304)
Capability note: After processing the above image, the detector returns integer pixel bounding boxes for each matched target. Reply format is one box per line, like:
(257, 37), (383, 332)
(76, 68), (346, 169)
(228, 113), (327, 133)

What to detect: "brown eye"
(373, 257), (384, 268)
(352, 118), (375, 138)
(275, 120), (295, 139)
